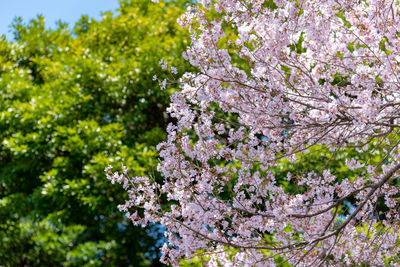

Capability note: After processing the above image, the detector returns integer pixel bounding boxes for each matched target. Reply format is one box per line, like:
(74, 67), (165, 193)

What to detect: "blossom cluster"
(109, 0), (400, 265)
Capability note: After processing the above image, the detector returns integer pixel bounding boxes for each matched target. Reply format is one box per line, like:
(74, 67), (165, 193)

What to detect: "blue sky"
(0, 0), (120, 40)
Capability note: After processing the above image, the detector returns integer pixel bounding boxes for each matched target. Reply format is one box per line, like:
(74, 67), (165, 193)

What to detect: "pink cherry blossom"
(108, 0), (400, 265)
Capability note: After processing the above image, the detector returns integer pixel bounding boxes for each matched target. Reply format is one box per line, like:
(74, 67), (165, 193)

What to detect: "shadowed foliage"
(0, 0), (191, 265)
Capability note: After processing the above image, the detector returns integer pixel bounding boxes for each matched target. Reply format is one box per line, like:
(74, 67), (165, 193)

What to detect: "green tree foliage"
(0, 0), (191, 265)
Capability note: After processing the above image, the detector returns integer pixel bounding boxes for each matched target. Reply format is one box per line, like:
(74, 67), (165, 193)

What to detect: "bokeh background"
(0, 0), (192, 266)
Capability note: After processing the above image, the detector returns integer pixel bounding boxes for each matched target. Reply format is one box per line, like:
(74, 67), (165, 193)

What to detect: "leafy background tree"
(0, 0), (192, 265)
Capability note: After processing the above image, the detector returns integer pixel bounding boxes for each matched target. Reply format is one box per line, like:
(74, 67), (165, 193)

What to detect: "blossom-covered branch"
(108, 0), (400, 265)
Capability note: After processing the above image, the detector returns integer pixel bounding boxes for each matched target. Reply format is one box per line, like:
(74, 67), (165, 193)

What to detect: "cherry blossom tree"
(107, 0), (400, 265)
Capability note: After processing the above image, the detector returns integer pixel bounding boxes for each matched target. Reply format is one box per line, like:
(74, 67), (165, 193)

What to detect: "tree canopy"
(0, 0), (191, 265)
